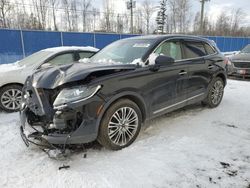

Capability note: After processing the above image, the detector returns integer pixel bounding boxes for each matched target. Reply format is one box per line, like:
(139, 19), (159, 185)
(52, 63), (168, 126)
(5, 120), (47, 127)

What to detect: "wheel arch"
(95, 91), (148, 133)
(0, 83), (24, 90)
(215, 72), (227, 86)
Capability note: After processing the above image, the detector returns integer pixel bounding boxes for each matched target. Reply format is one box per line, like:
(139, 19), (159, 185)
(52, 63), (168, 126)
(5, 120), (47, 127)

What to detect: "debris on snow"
(58, 165), (70, 170)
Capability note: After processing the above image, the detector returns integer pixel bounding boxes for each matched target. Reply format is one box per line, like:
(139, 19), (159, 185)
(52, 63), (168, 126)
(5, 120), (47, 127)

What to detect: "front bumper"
(20, 105), (100, 147)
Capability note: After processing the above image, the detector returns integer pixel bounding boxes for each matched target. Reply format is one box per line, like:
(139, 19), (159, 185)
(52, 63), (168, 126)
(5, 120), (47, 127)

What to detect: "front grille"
(233, 61), (250, 69)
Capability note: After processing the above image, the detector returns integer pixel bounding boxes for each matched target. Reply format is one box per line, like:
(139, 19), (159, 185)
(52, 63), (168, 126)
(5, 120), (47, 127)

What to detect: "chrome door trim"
(153, 93), (205, 114)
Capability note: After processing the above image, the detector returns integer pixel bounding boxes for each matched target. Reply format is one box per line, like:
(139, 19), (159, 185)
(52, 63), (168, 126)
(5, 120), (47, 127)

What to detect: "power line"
(4, 1), (142, 17)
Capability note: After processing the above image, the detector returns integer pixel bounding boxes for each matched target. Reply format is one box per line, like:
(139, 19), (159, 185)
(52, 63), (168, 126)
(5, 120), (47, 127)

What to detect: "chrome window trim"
(144, 37), (218, 65)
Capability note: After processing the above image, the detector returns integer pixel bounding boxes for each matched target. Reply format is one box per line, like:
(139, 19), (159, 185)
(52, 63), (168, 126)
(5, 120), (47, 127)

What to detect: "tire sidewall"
(207, 77), (224, 108)
(98, 99), (142, 150)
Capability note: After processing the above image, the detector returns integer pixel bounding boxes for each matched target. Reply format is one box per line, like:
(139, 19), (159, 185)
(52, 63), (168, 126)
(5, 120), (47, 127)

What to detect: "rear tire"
(203, 77), (224, 108)
(97, 99), (142, 150)
(0, 84), (23, 112)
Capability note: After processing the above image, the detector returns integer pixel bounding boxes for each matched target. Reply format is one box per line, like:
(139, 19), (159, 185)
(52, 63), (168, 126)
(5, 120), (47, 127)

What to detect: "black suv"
(20, 35), (227, 150)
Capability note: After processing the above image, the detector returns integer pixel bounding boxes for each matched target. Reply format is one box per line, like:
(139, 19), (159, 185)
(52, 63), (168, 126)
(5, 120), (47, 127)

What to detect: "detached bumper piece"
(20, 125), (55, 149)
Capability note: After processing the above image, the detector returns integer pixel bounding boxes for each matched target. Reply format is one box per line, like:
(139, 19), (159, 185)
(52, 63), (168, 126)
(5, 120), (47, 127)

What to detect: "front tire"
(0, 85), (23, 112)
(97, 99), (142, 150)
(203, 77), (224, 108)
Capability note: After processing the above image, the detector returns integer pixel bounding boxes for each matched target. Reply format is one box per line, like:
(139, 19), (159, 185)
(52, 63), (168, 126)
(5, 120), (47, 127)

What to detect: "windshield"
(91, 39), (155, 64)
(18, 50), (53, 67)
(241, 44), (250, 53)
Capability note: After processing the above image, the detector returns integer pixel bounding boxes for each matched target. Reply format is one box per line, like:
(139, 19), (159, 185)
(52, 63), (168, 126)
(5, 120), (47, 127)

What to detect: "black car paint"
(20, 35), (227, 146)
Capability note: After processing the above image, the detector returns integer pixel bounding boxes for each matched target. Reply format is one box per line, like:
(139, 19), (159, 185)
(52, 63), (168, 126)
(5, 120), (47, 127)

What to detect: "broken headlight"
(53, 85), (101, 108)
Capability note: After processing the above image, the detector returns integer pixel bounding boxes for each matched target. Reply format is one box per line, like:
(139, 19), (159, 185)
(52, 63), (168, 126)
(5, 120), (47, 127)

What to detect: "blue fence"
(0, 28), (249, 64)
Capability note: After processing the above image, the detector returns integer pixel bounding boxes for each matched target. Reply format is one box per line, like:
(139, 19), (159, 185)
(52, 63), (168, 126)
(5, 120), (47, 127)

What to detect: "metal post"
(60, 32), (64, 46)
(20, 29), (25, 58)
(200, 0), (205, 34)
(127, 1), (135, 34)
(93, 32), (96, 48)
(130, 0), (133, 34)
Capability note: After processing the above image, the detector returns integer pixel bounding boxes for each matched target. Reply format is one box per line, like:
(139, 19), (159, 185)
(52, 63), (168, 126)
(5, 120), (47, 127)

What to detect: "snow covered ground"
(0, 79), (249, 188)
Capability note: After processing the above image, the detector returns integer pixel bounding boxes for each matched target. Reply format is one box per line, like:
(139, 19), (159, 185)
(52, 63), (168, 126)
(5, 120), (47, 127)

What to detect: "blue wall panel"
(0, 29), (23, 64)
(230, 38), (237, 51)
(22, 30), (61, 56)
(121, 34), (140, 39)
(223, 37), (231, 52)
(215, 37), (225, 52)
(0, 29), (250, 64)
(95, 33), (120, 49)
(62, 32), (94, 47)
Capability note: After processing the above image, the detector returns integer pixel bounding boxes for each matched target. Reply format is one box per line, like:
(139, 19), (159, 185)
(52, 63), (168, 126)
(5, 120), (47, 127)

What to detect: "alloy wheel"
(108, 107), (139, 146)
(211, 80), (224, 105)
(0, 89), (22, 111)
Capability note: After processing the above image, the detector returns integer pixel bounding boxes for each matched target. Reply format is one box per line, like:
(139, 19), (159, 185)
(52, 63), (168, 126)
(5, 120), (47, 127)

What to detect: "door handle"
(208, 65), (214, 69)
(179, 70), (187, 75)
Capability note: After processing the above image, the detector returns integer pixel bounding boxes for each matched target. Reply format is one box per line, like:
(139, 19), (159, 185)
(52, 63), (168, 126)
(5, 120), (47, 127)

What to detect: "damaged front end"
(20, 79), (104, 149)
(20, 63), (135, 149)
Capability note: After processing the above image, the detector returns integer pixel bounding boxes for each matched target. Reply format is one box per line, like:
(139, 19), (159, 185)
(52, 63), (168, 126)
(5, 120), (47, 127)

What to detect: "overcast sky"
(94, 0), (250, 26)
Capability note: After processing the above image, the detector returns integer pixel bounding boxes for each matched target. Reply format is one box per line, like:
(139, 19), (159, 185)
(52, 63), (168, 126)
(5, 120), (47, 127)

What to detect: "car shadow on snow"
(82, 102), (205, 153)
(37, 102), (206, 161)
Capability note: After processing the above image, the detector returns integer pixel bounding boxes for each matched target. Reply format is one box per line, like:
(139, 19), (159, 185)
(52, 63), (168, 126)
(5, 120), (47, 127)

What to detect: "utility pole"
(200, 0), (210, 34)
(127, 0), (136, 33)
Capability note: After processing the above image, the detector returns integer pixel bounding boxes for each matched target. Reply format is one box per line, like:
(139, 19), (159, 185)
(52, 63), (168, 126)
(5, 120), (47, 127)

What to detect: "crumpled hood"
(230, 53), (250, 62)
(32, 62), (136, 89)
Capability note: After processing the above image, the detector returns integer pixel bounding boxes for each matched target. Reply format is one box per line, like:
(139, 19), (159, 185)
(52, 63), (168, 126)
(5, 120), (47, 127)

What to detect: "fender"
(213, 70), (227, 86)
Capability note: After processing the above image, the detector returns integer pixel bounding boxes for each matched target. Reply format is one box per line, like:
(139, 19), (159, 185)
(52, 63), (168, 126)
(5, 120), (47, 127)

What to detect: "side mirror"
(155, 55), (175, 66)
(39, 63), (51, 69)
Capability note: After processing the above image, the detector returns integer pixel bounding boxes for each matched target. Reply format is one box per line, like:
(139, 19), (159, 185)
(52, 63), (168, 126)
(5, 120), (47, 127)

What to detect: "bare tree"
(134, 9), (143, 34)
(193, 11), (200, 33)
(168, 0), (191, 33)
(215, 11), (231, 35)
(141, 0), (154, 34)
(91, 8), (99, 31)
(63, 0), (72, 31)
(102, 0), (114, 32)
(81, 0), (92, 32)
(230, 8), (246, 35)
(71, 0), (78, 31)
(0, 0), (12, 28)
(168, 0), (177, 33)
(32, 0), (49, 29)
(50, 0), (59, 30)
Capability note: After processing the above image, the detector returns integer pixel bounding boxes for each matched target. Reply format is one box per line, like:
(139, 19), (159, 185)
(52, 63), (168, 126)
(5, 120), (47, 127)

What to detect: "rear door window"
(46, 53), (74, 66)
(183, 41), (206, 59)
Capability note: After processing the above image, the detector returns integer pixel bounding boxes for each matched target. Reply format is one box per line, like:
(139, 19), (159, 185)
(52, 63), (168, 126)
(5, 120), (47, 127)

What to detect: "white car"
(0, 46), (99, 112)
